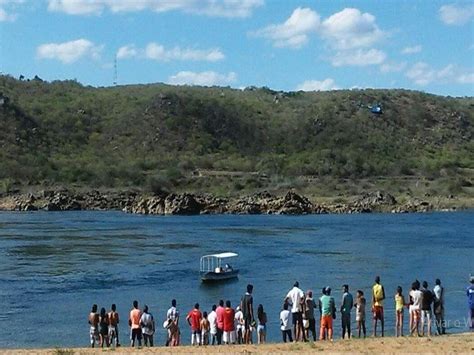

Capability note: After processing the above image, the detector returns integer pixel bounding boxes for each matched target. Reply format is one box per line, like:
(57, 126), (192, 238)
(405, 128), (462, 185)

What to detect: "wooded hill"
(1, 75), (473, 198)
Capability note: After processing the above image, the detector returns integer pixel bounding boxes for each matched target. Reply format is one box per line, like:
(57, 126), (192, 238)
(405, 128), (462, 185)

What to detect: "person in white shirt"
(409, 281), (423, 337)
(140, 305), (155, 347)
(284, 281), (307, 341)
(433, 279), (445, 335)
(166, 299), (180, 346)
(280, 302), (293, 342)
(207, 305), (218, 345)
(234, 306), (244, 344)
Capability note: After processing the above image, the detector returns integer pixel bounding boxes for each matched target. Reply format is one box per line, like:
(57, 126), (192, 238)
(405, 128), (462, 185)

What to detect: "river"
(0, 211), (472, 348)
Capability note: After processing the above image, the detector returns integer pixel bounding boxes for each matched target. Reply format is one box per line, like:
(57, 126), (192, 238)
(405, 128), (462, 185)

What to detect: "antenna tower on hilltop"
(113, 55), (118, 86)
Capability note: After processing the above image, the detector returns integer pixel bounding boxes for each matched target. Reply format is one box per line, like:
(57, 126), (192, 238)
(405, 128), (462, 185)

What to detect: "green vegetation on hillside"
(0, 75), (473, 198)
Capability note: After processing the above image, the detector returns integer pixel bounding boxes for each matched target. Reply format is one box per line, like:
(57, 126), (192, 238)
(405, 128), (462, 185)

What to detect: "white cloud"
(47, 0), (263, 18)
(252, 7), (320, 49)
(0, 7), (14, 21)
(401, 45), (422, 54)
(318, 8), (386, 68)
(320, 8), (385, 50)
(380, 61), (407, 73)
(457, 73), (474, 84)
(406, 62), (474, 86)
(0, 0), (24, 21)
(168, 71), (237, 86)
(296, 78), (339, 91)
(406, 62), (437, 86)
(439, 4), (474, 26)
(116, 43), (224, 62)
(116, 45), (138, 59)
(145, 43), (224, 62)
(251, 6), (387, 68)
(37, 39), (102, 64)
(330, 48), (386, 67)
(190, 0), (264, 18)
(48, 0), (103, 15)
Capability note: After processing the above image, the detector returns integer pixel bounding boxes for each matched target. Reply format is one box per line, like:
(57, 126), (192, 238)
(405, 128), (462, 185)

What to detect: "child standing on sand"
(200, 312), (210, 345)
(395, 286), (406, 337)
(355, 290), (366, 338)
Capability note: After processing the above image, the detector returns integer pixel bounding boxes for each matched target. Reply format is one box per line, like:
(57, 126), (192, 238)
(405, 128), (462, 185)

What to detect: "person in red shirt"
(129, 300), (142, 347)
(215, 299), (225, 345)
(186, 303), (202, 345)
(223, 300), (236, 344)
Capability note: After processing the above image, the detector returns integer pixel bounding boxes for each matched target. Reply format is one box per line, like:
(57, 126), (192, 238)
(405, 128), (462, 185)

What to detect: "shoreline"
(0, 189), (470, 216)
(1, 333), (473, 354)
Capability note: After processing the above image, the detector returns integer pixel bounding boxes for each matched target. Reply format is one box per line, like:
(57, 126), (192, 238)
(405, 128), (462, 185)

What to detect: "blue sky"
(1, 0), (473, 96)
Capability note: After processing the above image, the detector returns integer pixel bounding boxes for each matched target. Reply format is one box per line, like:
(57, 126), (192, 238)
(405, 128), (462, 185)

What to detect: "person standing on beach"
(88, 304), (99, 348)
(129, 300), (142, 347)
(340, 284), (353, 339)
(223, 300), (236, 344)
(166, 299), (180, 346)
(372, 276), (385, 337)
(140, 305), (155, 347)
(395, 286), (406, 337)
(208, 305), (218, 345)
(99, 307), (109, 347)
(409, 282), (422, 336)
(285, 281), (307, 341)
(257, 304), (267, 344)
(108, 304), (120, 347)
(467, 275), (474, 330)
(433, 279), (445, 335)
(234, 306), (244, 344)
(355, 290), (366, 338)
(420, 281), (433, 336)
(241, 284), (254, 344)
(304, 290), (317, 341)
(186, 303), (202, 345)
(280, 302), (293, 343)
(216, 299), (225, 345)
(319, 287), (336, 341)
(200, 312), (210, 345)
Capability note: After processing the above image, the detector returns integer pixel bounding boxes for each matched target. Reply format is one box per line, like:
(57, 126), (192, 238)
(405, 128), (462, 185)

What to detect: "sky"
(0, 0), (473, 96)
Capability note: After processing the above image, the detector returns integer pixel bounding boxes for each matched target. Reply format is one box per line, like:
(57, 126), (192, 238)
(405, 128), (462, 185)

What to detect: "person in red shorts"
(372, 276), (386, 337)
(186, 303), (202, 346)
(319, 287), (336, 341)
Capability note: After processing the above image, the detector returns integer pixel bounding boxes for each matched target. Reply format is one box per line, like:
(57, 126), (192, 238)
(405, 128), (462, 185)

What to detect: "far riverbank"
(0, 188), (471, 215)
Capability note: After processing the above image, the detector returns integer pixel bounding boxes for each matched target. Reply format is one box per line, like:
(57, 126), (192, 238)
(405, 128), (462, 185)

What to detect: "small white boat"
(200, 252), (239, 282)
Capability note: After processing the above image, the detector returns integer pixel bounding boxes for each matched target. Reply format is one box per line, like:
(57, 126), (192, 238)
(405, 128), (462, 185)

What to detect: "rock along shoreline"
(0, 189), (454, 215)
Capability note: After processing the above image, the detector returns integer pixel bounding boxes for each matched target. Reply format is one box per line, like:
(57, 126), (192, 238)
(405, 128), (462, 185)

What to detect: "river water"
(0, 211), (472, 348)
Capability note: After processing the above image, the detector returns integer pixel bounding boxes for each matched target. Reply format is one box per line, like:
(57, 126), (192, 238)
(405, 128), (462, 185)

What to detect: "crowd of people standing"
(87, 275), (474, 348)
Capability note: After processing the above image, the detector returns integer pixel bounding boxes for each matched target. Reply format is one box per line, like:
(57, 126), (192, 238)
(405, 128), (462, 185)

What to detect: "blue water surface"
(0, 211), (472, 348)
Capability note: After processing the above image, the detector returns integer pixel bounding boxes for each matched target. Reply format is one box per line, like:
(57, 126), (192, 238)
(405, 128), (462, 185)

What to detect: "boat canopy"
(200, 252), (238, 273)
(202, 252), (238, 259)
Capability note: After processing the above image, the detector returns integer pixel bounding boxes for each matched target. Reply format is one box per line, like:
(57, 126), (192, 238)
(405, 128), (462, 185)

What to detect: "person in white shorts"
(234, 306), (244, 344)
(223, 300), (236, 344)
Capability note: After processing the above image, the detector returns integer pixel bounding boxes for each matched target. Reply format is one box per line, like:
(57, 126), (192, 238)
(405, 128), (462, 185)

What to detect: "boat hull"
(200, 269), (239, 282)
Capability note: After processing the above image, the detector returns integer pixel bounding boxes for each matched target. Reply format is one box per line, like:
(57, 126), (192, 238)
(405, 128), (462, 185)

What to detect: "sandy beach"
(1, 333), (473, 354)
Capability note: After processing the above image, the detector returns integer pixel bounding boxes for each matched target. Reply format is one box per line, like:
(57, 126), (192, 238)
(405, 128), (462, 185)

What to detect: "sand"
(1, 333), (473, 354)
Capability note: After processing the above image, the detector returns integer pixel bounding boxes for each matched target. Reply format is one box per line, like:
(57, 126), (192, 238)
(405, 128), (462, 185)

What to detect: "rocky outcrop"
(268, 191), (314, 214)
(123, 193), (202, 215)
(1, 189), (138, 212)
(0, 189), (452, 215)
(351, 191), (397, 212)
(165, 193), (202, 215)
(391, 198), (433, 213)
(226, 191), (313, 215)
